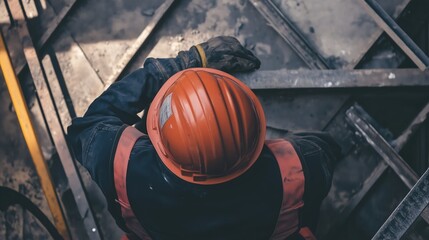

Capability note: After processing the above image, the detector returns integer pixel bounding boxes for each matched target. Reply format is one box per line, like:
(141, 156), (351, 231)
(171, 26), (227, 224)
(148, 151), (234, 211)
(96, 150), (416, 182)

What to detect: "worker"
(68, 36), (341, 240)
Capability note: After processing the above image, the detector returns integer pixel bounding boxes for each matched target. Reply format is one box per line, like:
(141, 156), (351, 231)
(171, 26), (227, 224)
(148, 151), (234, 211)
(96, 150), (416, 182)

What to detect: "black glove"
(193, 36), (261, 73)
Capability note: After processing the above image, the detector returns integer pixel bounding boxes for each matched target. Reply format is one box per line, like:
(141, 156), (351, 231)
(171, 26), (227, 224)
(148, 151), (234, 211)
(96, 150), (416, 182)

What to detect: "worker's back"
(68, 36), (341, 240)
(109, 128), (338, 239)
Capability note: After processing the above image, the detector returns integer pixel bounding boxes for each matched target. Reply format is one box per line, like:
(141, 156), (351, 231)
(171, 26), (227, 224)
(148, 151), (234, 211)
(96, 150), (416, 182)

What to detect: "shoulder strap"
(266, 139), (313, 240)
(114, 126), (152, 240)
(299, 227), (317, 240)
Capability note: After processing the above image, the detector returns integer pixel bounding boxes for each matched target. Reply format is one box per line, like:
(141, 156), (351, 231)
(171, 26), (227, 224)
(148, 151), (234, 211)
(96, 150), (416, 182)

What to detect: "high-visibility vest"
(114, 127), (316, 240)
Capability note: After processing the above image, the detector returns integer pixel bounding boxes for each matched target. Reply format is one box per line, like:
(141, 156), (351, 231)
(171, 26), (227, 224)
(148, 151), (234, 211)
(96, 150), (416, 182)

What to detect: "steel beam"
(35, 0), (77, 50)
(14, 0), (77, 76)
(8, 1), (101, 239)
(346, 104), (429, 224)
(249, 0), (329, 69)
(236, 68), (429, 89)
(105, 0), (176, 87)
(360, 0), (429, 71)
(322, 101), (429, 238)
(347, 105), (419, 188)
(372, 167), (429, 239)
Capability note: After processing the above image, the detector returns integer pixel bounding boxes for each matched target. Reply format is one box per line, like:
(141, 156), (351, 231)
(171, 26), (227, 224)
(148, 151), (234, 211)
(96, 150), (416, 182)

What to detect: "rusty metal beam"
(346, 104), (429, 224)
(249, 0), (329, 69)
(359, 0), (429, 71)
(372, 166), (429, 239)
(346, 105), (419, 189)
(320, 101), (429, 238)
(105, 0), (176, 87)
(236, 68), (429, 89)
(8, 0), (101, 239)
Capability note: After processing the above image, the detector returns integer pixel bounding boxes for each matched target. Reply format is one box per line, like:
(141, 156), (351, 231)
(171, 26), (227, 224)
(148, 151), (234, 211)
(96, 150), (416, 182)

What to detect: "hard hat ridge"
(147, 68), (266, 185)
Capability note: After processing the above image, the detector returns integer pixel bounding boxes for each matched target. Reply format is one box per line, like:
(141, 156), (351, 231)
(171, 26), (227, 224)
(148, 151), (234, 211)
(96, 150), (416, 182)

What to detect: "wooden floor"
(0, 0), (429, 239)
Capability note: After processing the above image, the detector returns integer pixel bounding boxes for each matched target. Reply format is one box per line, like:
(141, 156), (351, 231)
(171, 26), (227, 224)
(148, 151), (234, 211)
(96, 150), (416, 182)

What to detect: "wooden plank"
(105, 0), (176, 87)
(8, 1), (101, 239)
(236, 68), (429, 89)
(249, 0), (329, 69)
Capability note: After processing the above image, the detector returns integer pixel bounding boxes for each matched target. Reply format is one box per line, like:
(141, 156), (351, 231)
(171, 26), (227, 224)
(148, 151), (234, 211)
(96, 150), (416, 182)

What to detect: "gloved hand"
(193, 36), (261, 73)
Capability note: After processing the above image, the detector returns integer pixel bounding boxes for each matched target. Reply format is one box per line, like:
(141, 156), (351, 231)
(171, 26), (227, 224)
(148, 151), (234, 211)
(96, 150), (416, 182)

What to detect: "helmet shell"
(147, 68), (266, 185)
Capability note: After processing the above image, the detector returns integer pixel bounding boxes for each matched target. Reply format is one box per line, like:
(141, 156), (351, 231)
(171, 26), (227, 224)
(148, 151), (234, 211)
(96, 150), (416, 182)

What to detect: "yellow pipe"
(0, 33), (69, 239)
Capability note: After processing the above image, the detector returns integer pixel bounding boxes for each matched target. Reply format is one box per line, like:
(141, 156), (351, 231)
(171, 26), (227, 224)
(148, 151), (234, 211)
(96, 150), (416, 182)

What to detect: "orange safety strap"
(114, 126), (152, 240)
(299, 227), (317, 240)
(266, 139), (312, 240)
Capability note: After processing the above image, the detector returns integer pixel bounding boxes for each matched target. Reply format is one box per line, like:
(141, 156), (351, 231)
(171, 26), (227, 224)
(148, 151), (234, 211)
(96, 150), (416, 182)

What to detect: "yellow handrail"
(0, 33), (69, 239)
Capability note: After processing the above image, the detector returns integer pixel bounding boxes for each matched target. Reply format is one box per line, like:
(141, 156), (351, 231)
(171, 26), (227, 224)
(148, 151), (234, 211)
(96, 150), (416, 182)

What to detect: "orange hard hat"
(147, 68), (266, 185)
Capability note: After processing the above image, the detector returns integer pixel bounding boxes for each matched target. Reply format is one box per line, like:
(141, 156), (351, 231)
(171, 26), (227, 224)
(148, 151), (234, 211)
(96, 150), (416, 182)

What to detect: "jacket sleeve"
(67, 50), (202, 201)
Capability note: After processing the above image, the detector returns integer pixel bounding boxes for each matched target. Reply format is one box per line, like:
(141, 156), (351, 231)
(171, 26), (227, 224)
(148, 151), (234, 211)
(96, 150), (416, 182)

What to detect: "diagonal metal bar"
(104, 0), (176, 87)
(346, 105), (419, 188)
(14, 0), (77, 75)
(393, 103), (429, 150)
(249, 0), (329, 69)
(359, 0), (429, 71)
(8, 0), (101, 239)
(372, 167), (429, 240)
(322, 101), (429, 238)
(346, 104), (429, 224)
(35, 0), (77, 50)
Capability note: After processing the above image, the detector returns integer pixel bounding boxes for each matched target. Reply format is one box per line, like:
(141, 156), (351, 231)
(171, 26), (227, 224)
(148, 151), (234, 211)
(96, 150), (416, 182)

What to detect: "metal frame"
(8, 0), (101, 239)
(360, 0), (429, 71)
(13, 0), (78, 76)
(236, 68), (429, 89)
(105, 0), (176, 86)
(0, 31), (69, 239)
(249, 0), (329, 69)
(35, 0), (77, 50)
(372, 167), (429, 239)
(346, 103), (429, 238)
(320, 101), (429, 239)
(346, 105), (418, 188)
